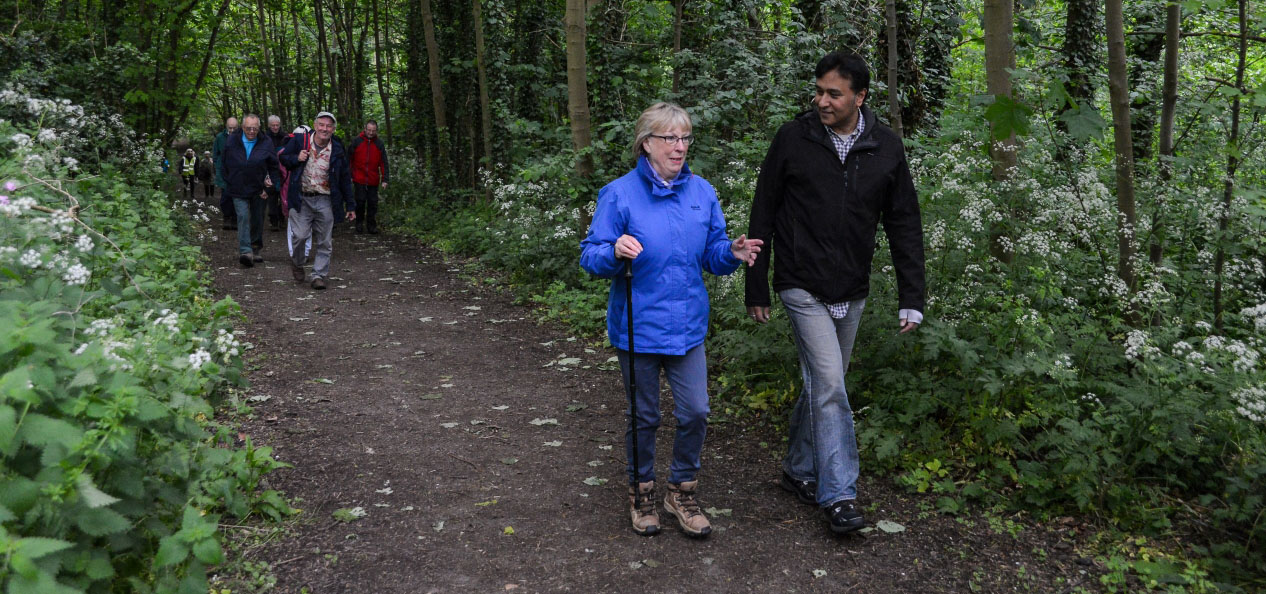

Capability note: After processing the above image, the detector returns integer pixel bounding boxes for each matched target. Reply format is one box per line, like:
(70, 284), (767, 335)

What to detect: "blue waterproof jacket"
(580, 157), (741, 355)
(220, 131), (281, 200)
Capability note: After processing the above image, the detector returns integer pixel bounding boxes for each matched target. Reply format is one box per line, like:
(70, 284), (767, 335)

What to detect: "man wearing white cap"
(279, 111), (356, 290)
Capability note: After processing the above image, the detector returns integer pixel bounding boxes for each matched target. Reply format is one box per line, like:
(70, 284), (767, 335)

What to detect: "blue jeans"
(779, 288), (866, 506)
(616, 343), (710, 486)
(232, 195), (265, 255)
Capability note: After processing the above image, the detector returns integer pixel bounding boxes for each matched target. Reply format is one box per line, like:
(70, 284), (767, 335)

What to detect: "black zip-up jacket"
(221, 131), (282, 200)
(745, 106), (925, 312)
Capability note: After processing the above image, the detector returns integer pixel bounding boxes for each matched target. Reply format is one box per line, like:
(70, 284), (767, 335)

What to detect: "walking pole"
(624, 259), (640, 492)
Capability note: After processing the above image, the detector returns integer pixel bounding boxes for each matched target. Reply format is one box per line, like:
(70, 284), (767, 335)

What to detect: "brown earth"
(201, 212), (1103, 593)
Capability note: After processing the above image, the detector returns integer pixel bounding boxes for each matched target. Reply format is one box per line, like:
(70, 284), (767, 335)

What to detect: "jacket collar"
(636, 155), (692, 197)
(799, 106), (880, 153)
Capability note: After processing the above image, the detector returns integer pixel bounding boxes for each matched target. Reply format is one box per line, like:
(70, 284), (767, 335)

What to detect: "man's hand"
(346, 211), (357, 222)
(614, 234), (643, 260)
(899, 319), (920, 334)
(730, 234), (764, 266)
(747, 305), (770, 324)
(381, 181), (388, 190)
(264, 176), (274, 188)
(298, 149), (309, 162)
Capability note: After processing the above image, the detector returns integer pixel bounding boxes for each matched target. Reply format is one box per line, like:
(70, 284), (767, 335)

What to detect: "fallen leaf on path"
(504, 585), (519, 591)
(582, 476), (608, 486)
(288, 317), (309, 321)
(491, 405), (509, 411)
(443, 321), (459, 325)
(419, 394), (442, 400)
(529, 418), (559, 426)
(463, 306), (482, 311)
(375, 487), (393, 494)
(248, 395), (272, 403)
(332, 507), (366, 522)
(876, 520), (905, 533)
(543, 441), (562, 447)
(440, 383), (455, 388)
(503, 526), (514, 535)
(704, 507), (732, 517)
(475, 499), (498, 507)
(500, 458), (518, 465)
(433, 520), (445, 532)
(440, 422), (459, 428)
(629, 561), (643, 570)
(556, 357), (581, 367)
(418, 317), (433, 322)
(643, 559), (661, 568)
(586, 460), (603, 467)
(598, 445), (613, 451)
(566, 404), (587, 412)
(812, 569), (827, 578)
(311, 378), (334, 384)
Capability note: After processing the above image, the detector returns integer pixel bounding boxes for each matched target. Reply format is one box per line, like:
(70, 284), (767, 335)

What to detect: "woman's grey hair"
(631, 102), (692, 161)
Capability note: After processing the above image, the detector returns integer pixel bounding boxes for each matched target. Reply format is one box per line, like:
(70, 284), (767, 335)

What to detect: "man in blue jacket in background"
(280, 111), (355, 290)
(221, 114), (281, 268)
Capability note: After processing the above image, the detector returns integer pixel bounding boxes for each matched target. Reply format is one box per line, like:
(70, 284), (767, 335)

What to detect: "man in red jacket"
(348, 120), (390, 234)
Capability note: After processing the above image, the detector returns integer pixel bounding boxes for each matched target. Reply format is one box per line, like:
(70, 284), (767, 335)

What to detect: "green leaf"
(154, 536), (189, 567)
(15, 537), (73, 560)
(0, 404), (15, 453)
(76, 507), (131, 536)
(191, 538), (223, 565)
(18, 413), (84, 450)
(983, 94), (1033, 140)
(69, 367), (97, 388)
(76, 473), (121, 508)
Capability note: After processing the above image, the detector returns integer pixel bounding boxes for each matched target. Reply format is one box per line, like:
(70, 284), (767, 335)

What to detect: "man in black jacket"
(744, 52), (925, 536)
(222, 114), (282, 268)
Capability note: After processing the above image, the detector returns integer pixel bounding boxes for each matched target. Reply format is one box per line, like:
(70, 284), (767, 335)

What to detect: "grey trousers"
(289, 193), (334, 279)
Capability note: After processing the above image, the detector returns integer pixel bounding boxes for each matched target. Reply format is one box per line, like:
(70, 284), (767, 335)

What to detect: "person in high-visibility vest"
(177, 148), (197, 197)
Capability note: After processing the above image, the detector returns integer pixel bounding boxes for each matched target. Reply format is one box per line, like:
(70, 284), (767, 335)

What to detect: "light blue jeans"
(779, 288), (866, 507)
(616, 344), (710, 486)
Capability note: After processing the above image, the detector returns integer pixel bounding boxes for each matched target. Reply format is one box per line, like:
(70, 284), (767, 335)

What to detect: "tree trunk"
(472, 0), (493, 184)
(1106, 0), (1138, 300)
(419, 0), (449, 179)
(374, 0), (393, 141)
(255, 0), (275, 112)
(884, 0), (902, 137)
(672, 0), (685, 94)
(565, 0), (595, 184)
(983, 0), (1015, 265)
(1151, 1), (1179, 273)
(1214, 0), (1247, 333)
(162, 0), (232, 146)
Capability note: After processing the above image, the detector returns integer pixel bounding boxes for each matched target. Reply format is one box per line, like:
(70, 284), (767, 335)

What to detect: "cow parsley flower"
(1232, 387), (1265, 423)
(62, 263), (90, 285)
(188, 349), (212, 370)
(19, 249), (41, 268)
(74, 234), (94, 252)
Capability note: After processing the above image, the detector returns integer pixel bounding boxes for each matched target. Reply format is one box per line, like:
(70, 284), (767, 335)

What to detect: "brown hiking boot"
(291, 263), (305, 282)
(628, 481), (661, 536)
(664, 481), (712, 538)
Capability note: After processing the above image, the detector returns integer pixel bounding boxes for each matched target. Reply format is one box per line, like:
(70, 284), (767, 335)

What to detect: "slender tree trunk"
(419, 0), (449, 180)
(163, 0), (232, 145)
(672, 0), (685, 94)
(1106, 0), (1138, 301)
(983, 0), (1016, 265)
(255, 0), (275, 112)
(1151, 1), (1179, 273)
(373, 0), (393, 141)
(1214, 0), (1247, 333)
(884, 0), (902, 137)
(565, 0), (595, 184)
(472, 0), (493, 183)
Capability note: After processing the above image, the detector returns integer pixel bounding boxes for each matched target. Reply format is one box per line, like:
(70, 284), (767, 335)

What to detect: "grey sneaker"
(628, 481), (661, 536)
(664, 480), (711, 538)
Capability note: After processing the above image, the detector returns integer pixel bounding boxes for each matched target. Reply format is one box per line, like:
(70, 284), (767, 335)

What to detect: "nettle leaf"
(19, 413), (85, 450)
(191, 538), (224, 565)
(69, 367), (97, 389)
(0, 404), (16, 453)
(76, 507), (131, 537)
(76, 474), (121, 509)
(154, 536), (190, 567)
(15, 537), (74, 560)
(1057, 103), (1107, 141)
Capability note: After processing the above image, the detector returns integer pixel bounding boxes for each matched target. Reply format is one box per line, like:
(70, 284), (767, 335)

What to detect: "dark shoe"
(354, 224), (364, 234)
(824, 500), (865, 534)
(368, 227), (380, 235)
(291, 263), (306, 282)
(238, 254), (253, 268)
(664, 481), (712, 538)
(780, 472), (817, 506)
(311, 277), (327, 290)
(628, 481), (661, 536)
(252, 253), (264, 263)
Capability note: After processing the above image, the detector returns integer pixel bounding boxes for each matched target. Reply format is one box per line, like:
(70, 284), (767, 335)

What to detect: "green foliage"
(0, 89), (290, 593)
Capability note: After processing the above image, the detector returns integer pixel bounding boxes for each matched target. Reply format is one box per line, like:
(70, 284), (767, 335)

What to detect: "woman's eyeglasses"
(650, 134), (694, 146)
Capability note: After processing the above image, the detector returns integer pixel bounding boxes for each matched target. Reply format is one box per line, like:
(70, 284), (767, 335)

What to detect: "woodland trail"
(201, 211), (1098, 593)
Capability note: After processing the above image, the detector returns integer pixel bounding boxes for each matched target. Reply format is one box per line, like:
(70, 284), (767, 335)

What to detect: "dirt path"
(202, 216), (1099, 593)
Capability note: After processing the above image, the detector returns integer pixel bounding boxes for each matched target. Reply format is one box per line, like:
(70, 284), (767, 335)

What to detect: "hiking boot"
(824, 499), (865, 534)
(291, 263), (306, 282)
(628, 481), (661, 536)
(238, 254), (253, 268)
(780, 471), (817, 505)
(311, 277), (327, 290)
(664, 480), (711, 538)
(252, 253), (264, 263)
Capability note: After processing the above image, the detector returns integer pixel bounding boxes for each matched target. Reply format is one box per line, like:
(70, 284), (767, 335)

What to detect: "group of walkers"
(194, 111), (389, 291)
(581, 51), (925, 540)
(176, 148), (215, 199)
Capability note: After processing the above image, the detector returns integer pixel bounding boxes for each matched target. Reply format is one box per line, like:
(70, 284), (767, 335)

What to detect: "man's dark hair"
(365, 119), (378, 127)
(814, 52), (870, 94)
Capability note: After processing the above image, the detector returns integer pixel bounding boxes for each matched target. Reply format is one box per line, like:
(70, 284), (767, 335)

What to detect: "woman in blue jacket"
(580, 102), (762, 538)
